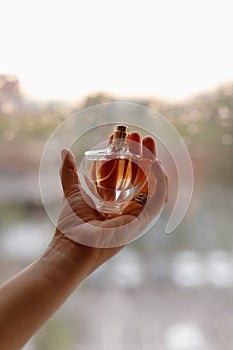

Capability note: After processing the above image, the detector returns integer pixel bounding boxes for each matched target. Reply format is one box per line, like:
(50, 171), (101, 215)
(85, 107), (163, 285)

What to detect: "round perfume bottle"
(79, 125), (152, 214)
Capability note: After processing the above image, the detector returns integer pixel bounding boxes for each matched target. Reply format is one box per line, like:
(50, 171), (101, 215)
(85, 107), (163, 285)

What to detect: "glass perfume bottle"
(79, 125), (152, 214)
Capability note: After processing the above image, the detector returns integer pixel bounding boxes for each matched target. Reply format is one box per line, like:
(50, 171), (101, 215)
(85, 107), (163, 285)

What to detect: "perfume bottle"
(79, 125), (152, 214)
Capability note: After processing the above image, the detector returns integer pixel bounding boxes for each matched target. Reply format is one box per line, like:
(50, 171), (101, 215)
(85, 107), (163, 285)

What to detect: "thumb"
(60, 148), (79, 197)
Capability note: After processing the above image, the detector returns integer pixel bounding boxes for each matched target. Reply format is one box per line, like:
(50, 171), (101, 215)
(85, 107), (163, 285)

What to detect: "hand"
(53, 132), (168, 276)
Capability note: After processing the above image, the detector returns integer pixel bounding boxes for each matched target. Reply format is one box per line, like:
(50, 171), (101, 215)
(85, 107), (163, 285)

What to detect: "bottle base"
(96, 201), (129, 215)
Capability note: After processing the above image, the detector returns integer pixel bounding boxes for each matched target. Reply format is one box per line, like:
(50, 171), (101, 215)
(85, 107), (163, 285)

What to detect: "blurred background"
(0, 1), (233, 349)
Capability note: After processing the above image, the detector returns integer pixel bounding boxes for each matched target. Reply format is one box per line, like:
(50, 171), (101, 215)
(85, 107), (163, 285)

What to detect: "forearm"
(0, 233), (91, 350)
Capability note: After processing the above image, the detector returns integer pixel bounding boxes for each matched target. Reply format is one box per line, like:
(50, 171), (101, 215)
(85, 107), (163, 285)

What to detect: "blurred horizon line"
(1, 72), (233, 105)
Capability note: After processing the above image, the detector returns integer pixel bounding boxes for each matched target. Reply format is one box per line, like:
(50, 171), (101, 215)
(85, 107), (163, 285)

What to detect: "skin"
(0, 132), (168, 350)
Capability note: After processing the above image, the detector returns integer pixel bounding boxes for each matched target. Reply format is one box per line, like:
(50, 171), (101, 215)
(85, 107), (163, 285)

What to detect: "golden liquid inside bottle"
(88, 157), (150, 203)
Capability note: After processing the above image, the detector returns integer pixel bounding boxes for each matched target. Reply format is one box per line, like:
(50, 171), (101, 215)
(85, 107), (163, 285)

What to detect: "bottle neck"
(110, 138), (128, 152)
(112, 137), (127, 146)
(110, 125), (129, 152)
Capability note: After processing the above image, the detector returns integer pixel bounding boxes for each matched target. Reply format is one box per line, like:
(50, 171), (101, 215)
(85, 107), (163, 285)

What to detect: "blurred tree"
(0, 74), (23, 113)
(79, 91), (114, 109)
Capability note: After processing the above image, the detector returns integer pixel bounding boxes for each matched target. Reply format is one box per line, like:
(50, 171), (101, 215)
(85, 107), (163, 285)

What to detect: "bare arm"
(0, 229), (123, 350)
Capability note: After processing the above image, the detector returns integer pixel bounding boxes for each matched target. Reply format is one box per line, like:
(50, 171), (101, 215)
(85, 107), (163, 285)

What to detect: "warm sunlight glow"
(1, 0), (232, 101)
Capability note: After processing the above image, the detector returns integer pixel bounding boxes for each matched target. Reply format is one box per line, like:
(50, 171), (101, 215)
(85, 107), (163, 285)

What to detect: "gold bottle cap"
(113, 125), (128, 141)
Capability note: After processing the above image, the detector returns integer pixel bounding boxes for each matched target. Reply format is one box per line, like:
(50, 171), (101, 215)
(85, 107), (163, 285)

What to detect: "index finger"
(127, 132), (141, 155)
(142, 136), (156, 160)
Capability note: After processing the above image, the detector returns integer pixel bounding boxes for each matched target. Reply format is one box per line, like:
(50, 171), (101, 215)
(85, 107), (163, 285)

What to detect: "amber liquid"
(87, 157), (150, 204)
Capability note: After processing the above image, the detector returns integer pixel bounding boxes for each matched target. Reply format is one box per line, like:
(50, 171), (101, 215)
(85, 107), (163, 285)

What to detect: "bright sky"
(1, 0), (233, 102)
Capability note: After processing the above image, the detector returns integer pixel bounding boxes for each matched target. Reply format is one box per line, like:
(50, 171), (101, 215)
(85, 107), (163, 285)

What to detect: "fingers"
(142, 136), (156, 160)
(108, 134), (113, 145)
(126, 132), (157, 196)
(60, 148), (79, 197)
(127, 132), (156, 160)
(127, 132), (141, 155)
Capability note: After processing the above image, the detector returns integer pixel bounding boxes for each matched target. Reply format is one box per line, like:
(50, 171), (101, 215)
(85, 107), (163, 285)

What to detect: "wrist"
(38, 231), (93, 289)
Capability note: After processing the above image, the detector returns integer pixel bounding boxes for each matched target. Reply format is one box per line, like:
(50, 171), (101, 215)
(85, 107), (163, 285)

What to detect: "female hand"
(53, 131), (168, 276)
